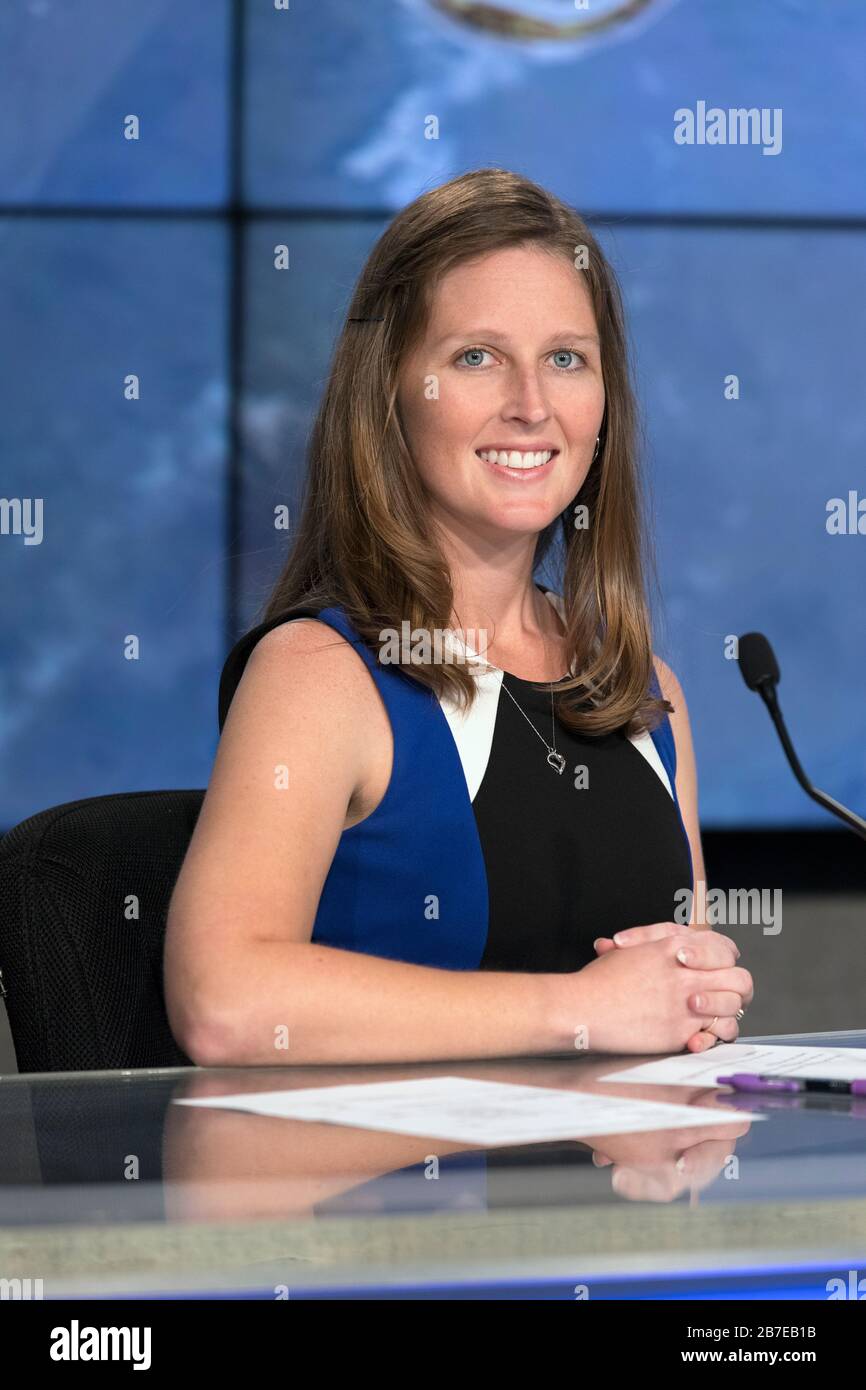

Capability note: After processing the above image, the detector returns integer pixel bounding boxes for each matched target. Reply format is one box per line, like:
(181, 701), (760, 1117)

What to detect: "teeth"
(478, 449), (553, 469)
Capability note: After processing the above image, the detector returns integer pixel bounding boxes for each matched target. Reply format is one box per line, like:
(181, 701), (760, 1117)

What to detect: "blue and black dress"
(217, 585), (693, 973)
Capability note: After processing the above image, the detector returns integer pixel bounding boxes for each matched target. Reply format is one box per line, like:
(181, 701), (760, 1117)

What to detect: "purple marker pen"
(717, 1073), (866, 1096)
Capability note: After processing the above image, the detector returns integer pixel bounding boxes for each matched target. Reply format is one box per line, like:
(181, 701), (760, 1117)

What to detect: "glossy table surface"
(2, 1028), (866, 1297)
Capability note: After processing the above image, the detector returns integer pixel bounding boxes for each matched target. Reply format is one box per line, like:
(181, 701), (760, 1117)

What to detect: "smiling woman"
(396, 240), (607, 627)
(164, 168), (752, 1069)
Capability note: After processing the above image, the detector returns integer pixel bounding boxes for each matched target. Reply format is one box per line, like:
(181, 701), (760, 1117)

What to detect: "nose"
(501, 366), (551, 424)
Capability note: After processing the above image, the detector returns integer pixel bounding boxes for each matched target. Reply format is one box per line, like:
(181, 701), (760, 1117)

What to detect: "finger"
(610, 1167), (683, 1203)
(673, 1139), (739, 1192)
(610, 922), (682, 947)
(610, 923), (741, 959)
(666, 925), (742, 959)
(673, 936), (743, 970)
(712, 1017), (740, 1043)
(687, 1018), (740, 1051)
(686, 965), (753, 1002)
(675, 926), (741, 959)
(687, 990), (744, 1019)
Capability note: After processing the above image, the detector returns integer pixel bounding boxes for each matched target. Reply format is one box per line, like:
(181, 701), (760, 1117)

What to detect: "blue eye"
(458, 347), (492, 368)
(550, 349), (586, 371)
(456, 346), (586, 371)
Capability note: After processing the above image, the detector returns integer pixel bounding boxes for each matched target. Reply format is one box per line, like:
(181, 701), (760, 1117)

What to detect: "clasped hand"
(593, 922), (754, 1052)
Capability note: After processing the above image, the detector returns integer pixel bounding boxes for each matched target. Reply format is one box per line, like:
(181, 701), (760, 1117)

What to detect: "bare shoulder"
(249, 616), (364, 672)
(242, 618), (382, 712)
(235, 617), (393, 823)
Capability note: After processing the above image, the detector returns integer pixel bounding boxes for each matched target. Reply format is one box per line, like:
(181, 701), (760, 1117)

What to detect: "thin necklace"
(497, 596), (568, 774)
(499, 675), (567, 774)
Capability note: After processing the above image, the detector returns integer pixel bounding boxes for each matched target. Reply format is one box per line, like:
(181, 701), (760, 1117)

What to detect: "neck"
(449, 577), (566, 682)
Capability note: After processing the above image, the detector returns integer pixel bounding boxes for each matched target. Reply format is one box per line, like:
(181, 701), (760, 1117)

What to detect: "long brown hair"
(259, 167), (673, 737)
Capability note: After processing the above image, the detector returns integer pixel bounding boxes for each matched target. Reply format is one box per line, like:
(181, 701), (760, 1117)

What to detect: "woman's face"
(397, 242), (606, 546)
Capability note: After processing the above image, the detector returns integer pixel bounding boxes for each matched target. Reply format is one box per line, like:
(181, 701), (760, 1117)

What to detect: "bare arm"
(179, 938), (564, 1066)
(164, 619), (570, 1066)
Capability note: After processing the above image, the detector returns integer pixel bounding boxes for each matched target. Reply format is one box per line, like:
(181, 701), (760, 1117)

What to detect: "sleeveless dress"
(217, 587), (694, 973)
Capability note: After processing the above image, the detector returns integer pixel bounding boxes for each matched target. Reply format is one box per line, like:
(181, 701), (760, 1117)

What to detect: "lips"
(475, 448), (558, 467)
(475, 448), (558, 482)
(476, 445), (560, 455)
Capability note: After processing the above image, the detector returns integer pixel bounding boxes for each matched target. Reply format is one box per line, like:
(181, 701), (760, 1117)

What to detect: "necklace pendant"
(547, 750), (566, 775)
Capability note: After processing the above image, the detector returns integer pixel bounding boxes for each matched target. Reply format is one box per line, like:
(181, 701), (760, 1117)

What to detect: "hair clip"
(348, 316), (385, 322)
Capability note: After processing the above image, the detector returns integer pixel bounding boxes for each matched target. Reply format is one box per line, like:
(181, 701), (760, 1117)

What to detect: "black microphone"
(737, 632), (866, 841)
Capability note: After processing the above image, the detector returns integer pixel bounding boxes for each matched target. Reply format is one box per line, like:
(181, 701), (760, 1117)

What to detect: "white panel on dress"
(437, 591), (673, 802)
(438, 628), (503, 803)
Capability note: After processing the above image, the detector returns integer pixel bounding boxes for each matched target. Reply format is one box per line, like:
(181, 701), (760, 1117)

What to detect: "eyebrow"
(435, 327), (600, 348)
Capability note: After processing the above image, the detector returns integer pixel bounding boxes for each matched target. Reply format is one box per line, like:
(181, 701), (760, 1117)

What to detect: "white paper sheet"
(601, 1043), (866, 1087)
(173, 1075), (757, 1147)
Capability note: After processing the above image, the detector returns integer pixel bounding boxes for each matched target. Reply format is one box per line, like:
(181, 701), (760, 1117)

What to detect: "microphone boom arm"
(756, 680), (866, 840)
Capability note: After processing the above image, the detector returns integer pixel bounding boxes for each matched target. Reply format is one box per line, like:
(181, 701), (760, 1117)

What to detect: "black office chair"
(0, 790), (203, 1073)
